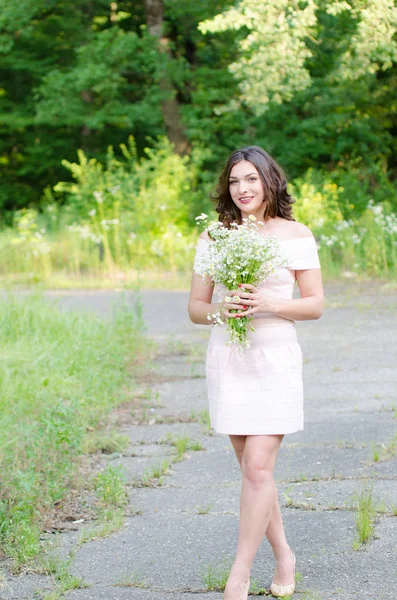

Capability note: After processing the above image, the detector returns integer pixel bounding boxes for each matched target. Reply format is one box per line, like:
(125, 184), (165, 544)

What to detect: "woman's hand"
(219, 294), (247, 319)
(229, 283), (277, 317)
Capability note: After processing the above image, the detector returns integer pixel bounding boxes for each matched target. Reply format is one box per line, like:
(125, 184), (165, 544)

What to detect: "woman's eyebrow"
(229, 172), (257, 179)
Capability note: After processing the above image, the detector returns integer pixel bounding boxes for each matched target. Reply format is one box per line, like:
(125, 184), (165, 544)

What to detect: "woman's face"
(228, 160), (265, 221)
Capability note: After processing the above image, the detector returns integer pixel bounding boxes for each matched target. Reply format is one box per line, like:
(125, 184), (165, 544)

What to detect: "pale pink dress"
(193, 236), (321, 435)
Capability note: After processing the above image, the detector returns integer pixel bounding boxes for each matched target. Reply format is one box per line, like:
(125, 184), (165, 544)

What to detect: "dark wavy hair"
(210, 145), (295, 229)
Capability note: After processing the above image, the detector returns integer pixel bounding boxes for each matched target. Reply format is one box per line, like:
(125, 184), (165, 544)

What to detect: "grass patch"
(81, 431), (130, 454)
(78, 510), (125, 545)
(190, 440), (204, 451)
(352, 486), (376, 550)
(78, 465), (128, 544)
(189, 408), (212, 432)
(0, 292), (146, 569)
(370, 433), (397, 463)
(196, 504), (213, 515)
(114, 569), (149, 588)
(94, 465), (128, 512)
(38, 556), (89, 600)
(160, 433), (205, 461)
(201, 561), (232, 591)
(372, 444), (380, 462)
(139, 459), (171, 487)
(381, 433), (397, 460)
(247, 578), (267, 595)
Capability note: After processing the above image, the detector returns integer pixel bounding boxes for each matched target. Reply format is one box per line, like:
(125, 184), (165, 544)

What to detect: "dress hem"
(212, 427), (304, 436)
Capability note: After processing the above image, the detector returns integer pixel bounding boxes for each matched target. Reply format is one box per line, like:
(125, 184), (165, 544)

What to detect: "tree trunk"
(144, 0), (190, 155)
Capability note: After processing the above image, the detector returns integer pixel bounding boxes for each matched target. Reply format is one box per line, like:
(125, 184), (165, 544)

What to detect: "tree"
(143, 0), (190, 154)
(199, 0), (397, 114)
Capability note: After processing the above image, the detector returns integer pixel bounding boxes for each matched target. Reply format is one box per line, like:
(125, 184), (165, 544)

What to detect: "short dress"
(193, 235), (321, 435)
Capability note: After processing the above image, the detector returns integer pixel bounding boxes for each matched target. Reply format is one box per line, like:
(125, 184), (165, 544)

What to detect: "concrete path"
(1, 282), (397, 600)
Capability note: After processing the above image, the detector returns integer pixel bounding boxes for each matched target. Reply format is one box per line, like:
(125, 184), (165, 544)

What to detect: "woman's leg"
(228, 435), (295, 590)
(224, 434), (282, 598)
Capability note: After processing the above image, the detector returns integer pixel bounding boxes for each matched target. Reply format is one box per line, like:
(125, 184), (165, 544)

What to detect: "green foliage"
(199, 0), (397, 113)
(94, 466), (128, 513)
(291, 170), (344, 230)
(201, 559), (232, 590)
(0, 0), (396, 254)
(0, 0), (163, 215)
(199, 0), (317, 111)
(53, 136), (200, 271)
(35, 27), (162, 129)
(0, 292), (145, 566)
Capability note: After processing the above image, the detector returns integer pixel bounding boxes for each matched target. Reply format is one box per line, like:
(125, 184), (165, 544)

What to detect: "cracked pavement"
(1, 282), (397, 600)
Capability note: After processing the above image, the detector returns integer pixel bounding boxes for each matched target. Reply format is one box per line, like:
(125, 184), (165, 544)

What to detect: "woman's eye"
(248, 178), (257, 182)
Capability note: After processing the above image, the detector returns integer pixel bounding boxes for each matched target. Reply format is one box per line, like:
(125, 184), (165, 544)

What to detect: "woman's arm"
(188, 271), (220, 325)
(271, 268), (324, 320)
(233, 268), (324, 321)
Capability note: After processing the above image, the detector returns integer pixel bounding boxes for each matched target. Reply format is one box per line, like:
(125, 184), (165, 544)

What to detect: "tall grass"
(0, 140), (395, 285)
(0, 292), (145, 568)
(1, 200), (396, 287)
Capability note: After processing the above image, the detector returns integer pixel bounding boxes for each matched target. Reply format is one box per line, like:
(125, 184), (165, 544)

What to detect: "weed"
(283, 485), (294, 507)
(372, 444), (380, 462)
(77, 465), (128, 544)
(161, 434), (205, 460)
(352, 486), (376, 549)
(189, 408), (211, 426)
(0, 508), (41, 572)
(39, 556), (89, 600)
(78, 510), (125, 545)
(300, 593), (324, 600)
(201, 561), (232, 591)
(199, 409), (211, 426)
(172, 435), (190, 461)
(248, 578), (267, 594)
(196, 505), (213, 515)
(391, 505), (397, 516)
(383, 433), (397, 459)
(114, 569), (149, 588)
(82, 431), (130, 454)
(140, 460), (170, 486)
(94, 465), (128, 511)
(190, 440), (204, 451)
(376, 500), (387, 514)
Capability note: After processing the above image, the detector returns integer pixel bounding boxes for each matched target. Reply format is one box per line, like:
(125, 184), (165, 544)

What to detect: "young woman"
(188, 146), (324, 599)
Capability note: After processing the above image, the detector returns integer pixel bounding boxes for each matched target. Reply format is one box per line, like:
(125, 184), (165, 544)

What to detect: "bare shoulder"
(285, 220), (314, 239)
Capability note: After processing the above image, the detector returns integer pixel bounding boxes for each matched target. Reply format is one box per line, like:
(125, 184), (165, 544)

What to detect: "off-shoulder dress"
(193, 235), (321, 435)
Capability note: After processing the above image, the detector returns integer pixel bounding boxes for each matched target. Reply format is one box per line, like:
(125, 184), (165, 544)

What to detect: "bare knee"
(241, 455), (274, 487)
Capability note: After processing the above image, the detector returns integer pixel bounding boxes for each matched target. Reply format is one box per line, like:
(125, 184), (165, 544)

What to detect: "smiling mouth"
(239, 196), (254, 203)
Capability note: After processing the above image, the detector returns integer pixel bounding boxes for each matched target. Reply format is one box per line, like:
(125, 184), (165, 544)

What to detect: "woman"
(188, 146), (324, 599)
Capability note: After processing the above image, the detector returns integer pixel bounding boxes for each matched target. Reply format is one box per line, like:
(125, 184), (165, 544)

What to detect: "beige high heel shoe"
(270, 550), (296, 597)
(223, 578), (250, 600)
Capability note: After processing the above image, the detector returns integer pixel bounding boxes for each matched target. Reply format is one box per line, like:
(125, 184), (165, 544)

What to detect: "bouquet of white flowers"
(194, 214), (288, 353)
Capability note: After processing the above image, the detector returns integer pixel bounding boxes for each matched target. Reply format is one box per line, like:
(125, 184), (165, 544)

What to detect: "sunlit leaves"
(199, 0), (317, 113)
(199, 0), (397, 113)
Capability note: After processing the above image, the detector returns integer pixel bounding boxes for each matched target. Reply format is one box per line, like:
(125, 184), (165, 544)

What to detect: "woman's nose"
(238, 181), (248, 193)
